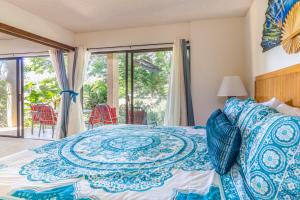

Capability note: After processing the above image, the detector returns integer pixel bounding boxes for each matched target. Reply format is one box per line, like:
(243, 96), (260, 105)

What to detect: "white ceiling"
(5, 0), (253, 33)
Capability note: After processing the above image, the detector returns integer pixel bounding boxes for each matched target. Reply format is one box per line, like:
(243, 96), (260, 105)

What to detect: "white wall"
(0, 0), (75, 46)
(245, 0), (300, 96)
(190, 18), (246, 124)
(0, 38), (49, 56)
(76, 23), (190, 47)
(76, 19), (246, 125)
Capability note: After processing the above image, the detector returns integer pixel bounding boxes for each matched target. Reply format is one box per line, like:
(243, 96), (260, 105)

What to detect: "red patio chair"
(88, 104), (118, 129)
(110, 107), (118, 123)
(38, 105), (57, 138)
(30, 104), (40, 135)
(88, 106), (102, 129)
(128, 108), (147, 125)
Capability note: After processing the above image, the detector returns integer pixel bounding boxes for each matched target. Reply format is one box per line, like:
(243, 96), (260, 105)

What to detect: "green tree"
(23, 57), (60, 126)
(24, 57), (54, 74)
(83, 55), (108, 109)
(83, 81), (107, 109)
(117, 51), (171, 99)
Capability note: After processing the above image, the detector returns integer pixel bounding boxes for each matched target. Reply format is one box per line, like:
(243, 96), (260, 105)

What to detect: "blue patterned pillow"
(237, 101), (278, 135)
(223, 98), (253, 125)
(236, 101), (278, 171)
(240, 113), (300, 199)
(277, 149), (300, 200)
(206, 109), (241, 175)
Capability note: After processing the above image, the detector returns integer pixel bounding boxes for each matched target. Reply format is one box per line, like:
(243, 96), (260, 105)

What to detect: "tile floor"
(0, 137), (49, 158)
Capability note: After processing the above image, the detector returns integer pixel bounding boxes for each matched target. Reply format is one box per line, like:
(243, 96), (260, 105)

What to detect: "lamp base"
(227, 96), (237, 99)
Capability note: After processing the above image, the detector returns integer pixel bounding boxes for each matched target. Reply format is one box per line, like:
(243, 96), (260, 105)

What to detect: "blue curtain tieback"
(60, 90), (79, 103)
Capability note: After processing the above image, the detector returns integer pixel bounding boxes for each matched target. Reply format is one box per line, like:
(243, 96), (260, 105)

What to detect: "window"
(23, 56), (59, 139)
(83, 49), (172, 127)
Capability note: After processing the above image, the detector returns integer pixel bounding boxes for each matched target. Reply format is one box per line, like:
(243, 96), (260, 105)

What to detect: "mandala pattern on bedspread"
(20, 125), (212, 192)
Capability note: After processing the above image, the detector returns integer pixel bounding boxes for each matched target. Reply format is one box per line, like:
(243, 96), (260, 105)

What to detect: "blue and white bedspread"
(0, 125), (223, 200)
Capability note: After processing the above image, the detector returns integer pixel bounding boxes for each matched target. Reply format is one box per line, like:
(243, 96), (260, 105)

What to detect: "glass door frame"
(0, 57), (24, 138)
(87, 47), (173, 125)
(126, 48), (173, 124)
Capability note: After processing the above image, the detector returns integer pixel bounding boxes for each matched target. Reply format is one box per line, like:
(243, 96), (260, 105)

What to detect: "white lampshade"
(217, 76), (248, 97)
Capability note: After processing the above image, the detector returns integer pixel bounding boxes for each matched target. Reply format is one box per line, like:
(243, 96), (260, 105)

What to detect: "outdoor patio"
(0, 127), (56, 140)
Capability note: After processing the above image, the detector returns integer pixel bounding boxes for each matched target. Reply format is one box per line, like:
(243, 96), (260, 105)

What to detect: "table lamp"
(217, 76), (248, 99)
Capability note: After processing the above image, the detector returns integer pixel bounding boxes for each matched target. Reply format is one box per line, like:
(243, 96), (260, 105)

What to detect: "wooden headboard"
(255, 63), (300, 107)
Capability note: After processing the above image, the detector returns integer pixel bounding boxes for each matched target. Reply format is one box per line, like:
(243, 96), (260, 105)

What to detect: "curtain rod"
(87, 41), (190, 51)
(0, 51), (49, 57)
(0, 41), (190, 57)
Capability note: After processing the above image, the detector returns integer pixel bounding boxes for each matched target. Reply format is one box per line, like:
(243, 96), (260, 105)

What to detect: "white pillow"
(276, 103), (300, 116)
(260, 97), (282, 108)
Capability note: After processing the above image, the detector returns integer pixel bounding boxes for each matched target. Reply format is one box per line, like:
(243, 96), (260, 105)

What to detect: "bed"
(0, 64), (299, 200)
(0, 125), (222, 199)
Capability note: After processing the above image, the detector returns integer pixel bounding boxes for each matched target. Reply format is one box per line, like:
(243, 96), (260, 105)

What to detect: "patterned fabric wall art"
(261, 0), (299, 53)
(281, 2), (300, 54)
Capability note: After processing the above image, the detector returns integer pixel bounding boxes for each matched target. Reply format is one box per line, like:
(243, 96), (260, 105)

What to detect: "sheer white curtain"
(164, 39), (187, 126)
(67, 47), (91, 136)
(50, 49), (70, 139)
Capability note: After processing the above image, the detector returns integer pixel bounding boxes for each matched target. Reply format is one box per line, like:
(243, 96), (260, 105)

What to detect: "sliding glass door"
(0, 56), (59, 140)
(101, 50), (172, 125)
(23, 56), (59, 139)
(0, 58), (23, 138)
(126, 49), (172, 125)
(83, 52), (128, 126)
(82, 48), (172, 128)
